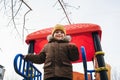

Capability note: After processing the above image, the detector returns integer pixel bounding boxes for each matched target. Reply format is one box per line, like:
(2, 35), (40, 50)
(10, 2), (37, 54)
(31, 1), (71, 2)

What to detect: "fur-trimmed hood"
(47, 35), (71, 43)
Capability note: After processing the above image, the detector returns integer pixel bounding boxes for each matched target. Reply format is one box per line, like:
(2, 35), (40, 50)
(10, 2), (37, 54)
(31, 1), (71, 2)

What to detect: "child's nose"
(58, 32), (62, 34)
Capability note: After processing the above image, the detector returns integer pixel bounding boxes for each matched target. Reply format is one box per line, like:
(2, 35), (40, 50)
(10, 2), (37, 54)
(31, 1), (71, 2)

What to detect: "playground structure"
(14, 23), (110, 80)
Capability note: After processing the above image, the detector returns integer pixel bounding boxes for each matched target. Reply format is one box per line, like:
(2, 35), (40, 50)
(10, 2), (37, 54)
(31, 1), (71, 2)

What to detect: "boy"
(24, 24), (79, 80)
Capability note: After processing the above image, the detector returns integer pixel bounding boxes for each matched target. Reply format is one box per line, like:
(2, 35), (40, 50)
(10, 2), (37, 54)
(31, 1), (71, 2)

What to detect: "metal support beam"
(92, 32), (108, 80)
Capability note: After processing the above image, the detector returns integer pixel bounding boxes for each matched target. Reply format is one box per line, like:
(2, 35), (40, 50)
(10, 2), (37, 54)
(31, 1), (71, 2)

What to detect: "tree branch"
(58, 0), (71, 24)
(11, 0), (21, 39)
(20, 0), (32, 41)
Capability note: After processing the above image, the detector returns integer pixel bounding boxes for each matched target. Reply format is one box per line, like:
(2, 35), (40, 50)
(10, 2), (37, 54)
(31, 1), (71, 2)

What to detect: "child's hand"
(23, 55), (26, 59)
(68, 43), (79, 61)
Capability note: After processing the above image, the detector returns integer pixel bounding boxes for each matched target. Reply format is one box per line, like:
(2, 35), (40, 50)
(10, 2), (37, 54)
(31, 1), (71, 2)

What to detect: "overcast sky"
(0, 0), (120, 79)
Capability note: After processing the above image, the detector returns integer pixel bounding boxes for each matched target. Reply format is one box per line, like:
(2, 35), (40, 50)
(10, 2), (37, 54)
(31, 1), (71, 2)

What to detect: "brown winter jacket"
(25, 35), (79, 80)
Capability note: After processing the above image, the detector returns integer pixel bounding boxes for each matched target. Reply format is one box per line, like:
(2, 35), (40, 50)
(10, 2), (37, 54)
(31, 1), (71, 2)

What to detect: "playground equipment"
(14, 54), (42, 80)
(14, 23), (109, 80)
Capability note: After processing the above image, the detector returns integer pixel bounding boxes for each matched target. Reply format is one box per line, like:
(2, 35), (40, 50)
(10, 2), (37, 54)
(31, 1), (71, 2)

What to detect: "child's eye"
(60, 31), (63, 33)
(55, 31), (59, 33)
(55, 31), (64, 34)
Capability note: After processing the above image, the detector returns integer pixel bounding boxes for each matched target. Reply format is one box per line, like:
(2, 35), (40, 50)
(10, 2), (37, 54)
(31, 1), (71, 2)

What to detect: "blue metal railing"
(81, 46), (95, 80)
(14, 54), (42, 80)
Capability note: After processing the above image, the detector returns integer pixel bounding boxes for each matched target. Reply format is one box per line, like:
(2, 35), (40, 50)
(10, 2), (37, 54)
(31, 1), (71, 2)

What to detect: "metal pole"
(81, 46), (88, 80)
(26, 40), (35, 80)
(92, 32), (108, 80)
(28, 40), (35, 53)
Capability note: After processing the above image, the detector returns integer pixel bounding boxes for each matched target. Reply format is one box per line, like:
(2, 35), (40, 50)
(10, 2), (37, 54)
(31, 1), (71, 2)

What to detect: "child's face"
(53, 30), (65, 40)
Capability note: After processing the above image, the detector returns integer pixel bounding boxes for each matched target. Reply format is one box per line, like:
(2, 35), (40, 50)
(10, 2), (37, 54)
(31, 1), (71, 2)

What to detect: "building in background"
(0, 65), (5, 80)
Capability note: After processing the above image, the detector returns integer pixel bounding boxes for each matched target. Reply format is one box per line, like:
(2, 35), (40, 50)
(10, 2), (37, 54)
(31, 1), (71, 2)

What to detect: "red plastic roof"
(25, 23), (102, 63)
(26, 23), (101, 43)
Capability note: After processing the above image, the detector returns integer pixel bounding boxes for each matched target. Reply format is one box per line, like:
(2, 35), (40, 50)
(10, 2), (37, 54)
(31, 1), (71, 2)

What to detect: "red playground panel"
(25, 23), (102, 63)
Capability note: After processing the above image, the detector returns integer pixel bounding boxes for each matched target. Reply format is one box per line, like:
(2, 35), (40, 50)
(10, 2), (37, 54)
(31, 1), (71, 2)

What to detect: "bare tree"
(0, 0), (80, 41)
(0, 0), (32, 41)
